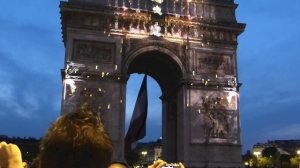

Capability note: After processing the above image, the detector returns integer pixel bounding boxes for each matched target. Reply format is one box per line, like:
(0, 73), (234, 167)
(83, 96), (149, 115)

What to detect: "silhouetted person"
(37, 105), (113, 168)
(108, 161), (130, 168)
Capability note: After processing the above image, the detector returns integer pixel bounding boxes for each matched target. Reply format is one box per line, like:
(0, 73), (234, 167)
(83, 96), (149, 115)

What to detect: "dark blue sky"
(0, 0), (299, 153)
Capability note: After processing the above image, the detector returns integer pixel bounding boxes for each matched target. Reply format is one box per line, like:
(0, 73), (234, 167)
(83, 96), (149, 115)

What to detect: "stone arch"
(123, 45), (186, 76)
(123, 45), (186, 95)
(123, 46), (185, 161)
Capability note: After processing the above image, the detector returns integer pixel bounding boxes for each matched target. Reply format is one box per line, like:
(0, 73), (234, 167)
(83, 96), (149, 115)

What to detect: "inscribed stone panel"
(196, 54), (232, 76)
(73, 40), (115, 64)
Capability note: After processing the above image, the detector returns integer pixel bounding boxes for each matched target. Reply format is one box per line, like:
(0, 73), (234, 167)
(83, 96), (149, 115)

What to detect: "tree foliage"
(262, 147), (277, 158)
(257, 157), (272, 167)
(290, 156), (300, 168)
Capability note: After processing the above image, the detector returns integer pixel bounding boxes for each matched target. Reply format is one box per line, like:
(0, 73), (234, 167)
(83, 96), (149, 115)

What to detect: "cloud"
(0, 84), (16, 116)
(238, 21), (300, 120)
(0, 0), (64, 125)
(0, 80), (14, 103)
(267, 124), (300, 139)
(0, 76), (60, 119)
(0, 1), (61, 28)
(0, 46), (61, 128)
(0, 72), (60, 137)
(0, 18), (64, 76)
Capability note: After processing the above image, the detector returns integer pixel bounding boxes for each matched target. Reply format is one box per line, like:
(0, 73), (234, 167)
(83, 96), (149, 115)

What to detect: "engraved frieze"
(66, 13), (110, 29)
(73, 40), (115, 64)
(196, 54), (232, 76)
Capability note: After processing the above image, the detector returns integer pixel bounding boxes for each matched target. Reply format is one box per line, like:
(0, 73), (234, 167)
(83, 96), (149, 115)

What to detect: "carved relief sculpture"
(190, 90), (239, 144)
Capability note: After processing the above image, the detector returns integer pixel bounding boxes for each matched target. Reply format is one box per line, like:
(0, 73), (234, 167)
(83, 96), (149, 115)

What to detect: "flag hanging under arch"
(125, 75), (148, 153)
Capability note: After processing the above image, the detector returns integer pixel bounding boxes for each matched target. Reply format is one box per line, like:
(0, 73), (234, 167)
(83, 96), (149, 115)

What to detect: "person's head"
(38, 105), (113, 168)
(108, 161), (130, 168)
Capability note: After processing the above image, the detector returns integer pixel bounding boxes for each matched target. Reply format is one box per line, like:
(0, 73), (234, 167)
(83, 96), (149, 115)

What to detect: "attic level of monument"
(60, 0), (245, 46)
(68, 0), (238, 9)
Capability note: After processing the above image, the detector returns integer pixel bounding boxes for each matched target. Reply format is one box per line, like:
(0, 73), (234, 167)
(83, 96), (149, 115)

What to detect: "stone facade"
(59, 0), (245, 167)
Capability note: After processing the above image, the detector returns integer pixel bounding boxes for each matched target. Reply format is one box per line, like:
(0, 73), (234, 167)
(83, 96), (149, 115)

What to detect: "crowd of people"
(0, 105), (184, 168)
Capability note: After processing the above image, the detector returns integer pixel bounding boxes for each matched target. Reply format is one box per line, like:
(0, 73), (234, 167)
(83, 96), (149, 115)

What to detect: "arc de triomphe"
(59, 0), (245, 167)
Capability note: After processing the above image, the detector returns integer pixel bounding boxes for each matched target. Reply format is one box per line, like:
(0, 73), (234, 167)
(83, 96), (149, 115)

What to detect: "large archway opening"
(125, 74), (162, 142)
(125, 50), (183, 162)
(127, 51), (182, 97)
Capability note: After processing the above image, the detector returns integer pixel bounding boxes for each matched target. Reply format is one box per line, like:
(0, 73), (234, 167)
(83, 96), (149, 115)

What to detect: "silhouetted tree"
(262, 146), (277, 158)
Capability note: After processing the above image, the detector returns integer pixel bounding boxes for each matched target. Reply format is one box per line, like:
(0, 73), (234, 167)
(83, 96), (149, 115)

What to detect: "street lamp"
(141, 151), (148, 164)
(253, 151), (261, 158)
(141, 151), (148, 157)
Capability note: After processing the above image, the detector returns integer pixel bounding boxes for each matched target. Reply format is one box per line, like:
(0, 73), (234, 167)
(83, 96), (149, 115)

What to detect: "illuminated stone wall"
(59, 0), (245, 167)
(69, 0), (237, 22)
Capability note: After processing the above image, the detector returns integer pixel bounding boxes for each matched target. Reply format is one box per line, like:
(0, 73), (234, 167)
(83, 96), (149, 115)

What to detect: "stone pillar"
(60, 19), (126, 160)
